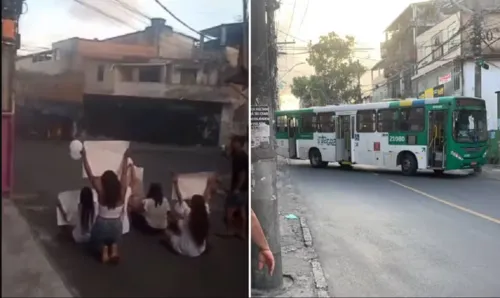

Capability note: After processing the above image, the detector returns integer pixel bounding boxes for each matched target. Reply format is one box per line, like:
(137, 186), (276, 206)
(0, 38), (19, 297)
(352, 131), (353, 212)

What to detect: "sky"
(19, 0), (243, 53)
(277, 0), (426, 110)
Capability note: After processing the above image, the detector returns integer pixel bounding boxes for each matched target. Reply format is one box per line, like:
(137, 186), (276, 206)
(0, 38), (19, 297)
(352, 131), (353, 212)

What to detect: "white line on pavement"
(389, 180), (500, 225)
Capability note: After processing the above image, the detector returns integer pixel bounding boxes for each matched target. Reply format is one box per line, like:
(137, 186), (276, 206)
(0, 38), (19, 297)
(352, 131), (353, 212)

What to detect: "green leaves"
(290, 32), (366, 107)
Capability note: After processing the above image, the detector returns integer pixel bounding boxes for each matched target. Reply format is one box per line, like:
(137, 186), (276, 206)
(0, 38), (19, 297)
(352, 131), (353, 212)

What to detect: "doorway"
(288, 117), (298, 158)
(335, 115), (352, 162)
(428, 110), (447, 168)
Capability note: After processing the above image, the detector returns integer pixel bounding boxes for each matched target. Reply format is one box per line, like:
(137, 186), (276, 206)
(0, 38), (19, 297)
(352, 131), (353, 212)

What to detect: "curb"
(299, 217), (330, 297)
(278, 156), (331, 297)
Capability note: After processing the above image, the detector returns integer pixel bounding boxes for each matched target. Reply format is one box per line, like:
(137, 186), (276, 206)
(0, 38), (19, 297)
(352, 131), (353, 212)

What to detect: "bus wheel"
(309, 149), (327, 168)
(401, 153), (418, 176)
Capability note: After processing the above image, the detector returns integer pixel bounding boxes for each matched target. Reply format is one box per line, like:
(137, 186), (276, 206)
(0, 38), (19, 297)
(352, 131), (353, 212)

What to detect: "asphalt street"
(285, 161), (500, 297)
(10, 140), (248, 297)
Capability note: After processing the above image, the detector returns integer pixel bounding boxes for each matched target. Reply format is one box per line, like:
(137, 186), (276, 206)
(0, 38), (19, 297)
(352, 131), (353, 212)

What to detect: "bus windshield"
(453, 109), (488, 143)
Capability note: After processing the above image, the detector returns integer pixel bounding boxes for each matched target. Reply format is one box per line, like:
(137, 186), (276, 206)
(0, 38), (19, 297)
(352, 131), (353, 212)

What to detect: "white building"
(412, 11), (500, 130)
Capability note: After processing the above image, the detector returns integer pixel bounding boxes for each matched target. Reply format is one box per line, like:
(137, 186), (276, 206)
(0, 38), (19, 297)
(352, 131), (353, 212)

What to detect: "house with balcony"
(15, 18), (247, 146)
(412, 11), (500, 130)
(374, 1), (442, 99)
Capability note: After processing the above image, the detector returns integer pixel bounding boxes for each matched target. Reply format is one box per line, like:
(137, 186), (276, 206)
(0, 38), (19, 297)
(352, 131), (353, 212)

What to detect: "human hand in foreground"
(258, 248), (275, 276)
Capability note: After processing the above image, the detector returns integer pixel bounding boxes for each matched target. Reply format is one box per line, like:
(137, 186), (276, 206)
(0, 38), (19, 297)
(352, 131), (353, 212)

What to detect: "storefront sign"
(438, 73), (452, 85)
(418, 84), (445, 99)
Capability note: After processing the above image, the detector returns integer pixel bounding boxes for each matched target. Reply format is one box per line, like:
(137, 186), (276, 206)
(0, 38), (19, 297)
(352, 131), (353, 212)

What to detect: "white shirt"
(142, 198), (169, 230)
(96, 187), (131, 234)
(72, 203), (98, 243)
(169, 215), (207, 258)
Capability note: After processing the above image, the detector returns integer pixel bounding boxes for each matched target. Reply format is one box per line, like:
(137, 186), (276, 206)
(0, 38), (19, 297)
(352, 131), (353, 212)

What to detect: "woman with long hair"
(56, 186), (97, 243)
(73, 187), (97, 243)
(129, 181), (169, 234)
(81, 145), (129, 264)
(162, 174), (216, 257)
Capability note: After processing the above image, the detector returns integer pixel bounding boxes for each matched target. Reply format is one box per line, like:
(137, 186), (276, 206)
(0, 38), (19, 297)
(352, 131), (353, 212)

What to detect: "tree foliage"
(290, 32), (367, 107)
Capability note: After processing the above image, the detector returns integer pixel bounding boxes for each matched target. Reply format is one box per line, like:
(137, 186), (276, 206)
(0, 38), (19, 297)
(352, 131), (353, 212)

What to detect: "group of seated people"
(57, 145), (219, 264)
(56, 136), (275, 276)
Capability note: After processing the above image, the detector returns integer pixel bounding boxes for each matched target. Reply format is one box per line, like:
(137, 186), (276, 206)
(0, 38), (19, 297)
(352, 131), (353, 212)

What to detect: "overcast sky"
(19, 0), (242, 53)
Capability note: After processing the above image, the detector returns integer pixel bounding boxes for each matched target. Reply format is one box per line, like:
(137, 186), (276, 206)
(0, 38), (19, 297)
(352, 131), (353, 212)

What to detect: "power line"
(284, 0), (296, 42)
(296, 0), (309, 34)
(73, 0), (139, 30)
(112, 0), (150, 20)
(153, 0), (213, 39)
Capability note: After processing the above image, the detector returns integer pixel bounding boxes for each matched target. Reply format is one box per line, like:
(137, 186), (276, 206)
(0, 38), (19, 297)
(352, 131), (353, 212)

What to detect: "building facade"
(15, 18), (246, 146)
(376, 1), (442, 99)
(411, 11), (500, 130)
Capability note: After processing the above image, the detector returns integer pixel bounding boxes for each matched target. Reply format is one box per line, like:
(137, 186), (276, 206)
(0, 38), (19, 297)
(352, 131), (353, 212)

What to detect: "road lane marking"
(388, 179), (500, 225)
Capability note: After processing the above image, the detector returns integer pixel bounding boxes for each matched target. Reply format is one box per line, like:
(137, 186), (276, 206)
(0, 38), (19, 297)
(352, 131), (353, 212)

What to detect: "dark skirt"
(130, 212), (164, 235)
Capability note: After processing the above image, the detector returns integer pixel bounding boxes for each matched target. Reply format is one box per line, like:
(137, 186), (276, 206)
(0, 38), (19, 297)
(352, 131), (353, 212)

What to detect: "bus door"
(288, 117), (298, 158)
(350, 115), (357, 163)
(335, 115), (351, 162)
(427, 110), (447, 168)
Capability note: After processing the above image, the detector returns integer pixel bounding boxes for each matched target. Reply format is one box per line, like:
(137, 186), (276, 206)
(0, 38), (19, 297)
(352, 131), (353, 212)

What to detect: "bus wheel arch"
(397, 151), (418, 176)
(309, 148), (328, 168)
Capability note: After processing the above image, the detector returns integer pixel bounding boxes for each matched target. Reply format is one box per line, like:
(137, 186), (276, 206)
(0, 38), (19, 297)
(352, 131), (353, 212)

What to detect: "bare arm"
(202, 174), (217, 203)
(119, 151), (130, 203)
(81, 146), (101, 193)
(251, 209), (270, 251)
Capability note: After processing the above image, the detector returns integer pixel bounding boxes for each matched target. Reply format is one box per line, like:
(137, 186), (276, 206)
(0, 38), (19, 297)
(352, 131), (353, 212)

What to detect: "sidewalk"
(482, 164), (500, 180)
(275, 157), (329, 297)
(2, 198), (73, 297)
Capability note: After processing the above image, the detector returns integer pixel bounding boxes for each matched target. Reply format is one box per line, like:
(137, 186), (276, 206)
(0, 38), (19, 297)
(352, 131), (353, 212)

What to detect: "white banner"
(82, 141), (130, 178)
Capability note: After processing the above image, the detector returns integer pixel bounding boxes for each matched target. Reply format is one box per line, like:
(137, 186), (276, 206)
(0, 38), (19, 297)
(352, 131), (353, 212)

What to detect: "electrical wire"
(153, 0), (213, 39)
(295, 0), (309, 34)
(112, 0), (151, 20)
(73, 0), (140, 30)
(284, 0), (296, 42)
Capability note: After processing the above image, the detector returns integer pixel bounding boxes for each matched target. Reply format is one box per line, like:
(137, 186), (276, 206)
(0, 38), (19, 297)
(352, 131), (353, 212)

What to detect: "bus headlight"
(451, 151), (463, 161)
(483, 150), (487, 158)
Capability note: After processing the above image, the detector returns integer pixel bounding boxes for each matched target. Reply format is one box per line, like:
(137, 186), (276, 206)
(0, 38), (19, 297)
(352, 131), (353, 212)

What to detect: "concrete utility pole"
(471, 1), (483, 98)
(251, 0), (283, 293)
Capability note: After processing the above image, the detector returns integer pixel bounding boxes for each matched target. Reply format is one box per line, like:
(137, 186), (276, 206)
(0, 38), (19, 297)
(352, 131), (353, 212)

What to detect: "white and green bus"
(275, 97), (488, 175)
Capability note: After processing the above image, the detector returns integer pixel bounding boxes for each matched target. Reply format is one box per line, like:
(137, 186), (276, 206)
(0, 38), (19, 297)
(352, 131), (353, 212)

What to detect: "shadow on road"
(11, 140), (247, 297)
(288, 162), (476, 180)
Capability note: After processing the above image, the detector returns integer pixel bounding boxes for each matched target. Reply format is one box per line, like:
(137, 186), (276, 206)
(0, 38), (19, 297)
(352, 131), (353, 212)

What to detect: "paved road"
(285, 161), (500, 297)
(10, 140), (247, 297)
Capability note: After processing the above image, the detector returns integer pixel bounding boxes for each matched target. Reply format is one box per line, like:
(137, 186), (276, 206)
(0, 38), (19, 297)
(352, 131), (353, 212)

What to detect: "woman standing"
(81, 145), (129, 264)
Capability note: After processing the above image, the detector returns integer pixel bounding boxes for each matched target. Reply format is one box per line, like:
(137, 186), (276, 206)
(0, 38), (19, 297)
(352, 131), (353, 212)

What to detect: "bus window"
(356, 110), (376, 132)
(399, 107), (424, 132)
(300, 113), (316, 133)
(317, 112), (335, 132)
(377, 109), (398, 132)
(276, 116), (288, 133)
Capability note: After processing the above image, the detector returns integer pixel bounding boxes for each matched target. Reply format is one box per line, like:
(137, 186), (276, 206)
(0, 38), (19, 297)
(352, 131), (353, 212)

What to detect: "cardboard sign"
(82, 141), (129, 178)
(172, 172), (214, 201)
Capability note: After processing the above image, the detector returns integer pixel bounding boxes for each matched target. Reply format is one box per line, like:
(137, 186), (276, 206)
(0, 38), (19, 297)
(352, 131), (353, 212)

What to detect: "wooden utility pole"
(250, 0), (283, 293)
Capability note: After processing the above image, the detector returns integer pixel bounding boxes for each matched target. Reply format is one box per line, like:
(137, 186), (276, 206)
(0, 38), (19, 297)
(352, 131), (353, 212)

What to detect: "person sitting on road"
(56, 186), (98, 243)
(82, 145), (129, 264)
(161, 174), (216, 257)
(129, 182), (169, 234)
